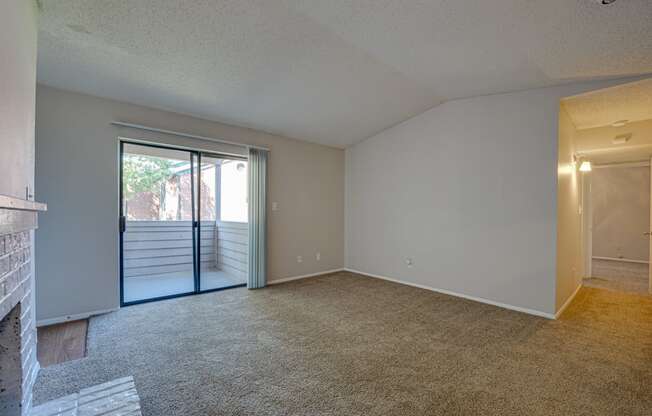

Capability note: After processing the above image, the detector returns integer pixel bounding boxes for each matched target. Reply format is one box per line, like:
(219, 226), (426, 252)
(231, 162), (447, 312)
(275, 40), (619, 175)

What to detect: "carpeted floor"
(583, 275), (650, 295)
(33, 271), (652, 415)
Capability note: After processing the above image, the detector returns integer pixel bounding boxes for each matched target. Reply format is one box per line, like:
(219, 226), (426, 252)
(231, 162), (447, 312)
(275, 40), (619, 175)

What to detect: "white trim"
(112, 121), (269, 151)
(592, 256), (649, 264)
(36, 307), (119, 327)
(268, 269), (344, 285)
(594, 161), (650, 169)
(581, 171), (593, 278)
(344, 268), (556, 319)
(575, 144), (652, 159)
(555, 283), (582, 319)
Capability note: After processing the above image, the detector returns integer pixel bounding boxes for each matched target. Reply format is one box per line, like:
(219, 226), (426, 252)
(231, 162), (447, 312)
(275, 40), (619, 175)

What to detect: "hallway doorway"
(558, 77), (652, 298)
(583, 161), (651, 295)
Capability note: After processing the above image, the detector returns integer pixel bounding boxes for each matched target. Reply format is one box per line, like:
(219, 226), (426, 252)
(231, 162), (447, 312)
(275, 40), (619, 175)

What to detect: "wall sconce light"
(579, 161), (592, 172)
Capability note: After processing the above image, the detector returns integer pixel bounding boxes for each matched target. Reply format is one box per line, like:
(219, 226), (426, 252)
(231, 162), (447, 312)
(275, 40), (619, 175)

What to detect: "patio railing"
(123, 220), (247, 280)
(215, 221), (248, 282)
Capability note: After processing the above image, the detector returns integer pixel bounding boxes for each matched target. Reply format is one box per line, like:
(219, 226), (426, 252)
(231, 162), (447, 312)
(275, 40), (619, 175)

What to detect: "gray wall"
(35, 85), (344, 323)
(592, 166), (650, 261)
(345, 78), (642, 316)
(0, 1), (38, 199)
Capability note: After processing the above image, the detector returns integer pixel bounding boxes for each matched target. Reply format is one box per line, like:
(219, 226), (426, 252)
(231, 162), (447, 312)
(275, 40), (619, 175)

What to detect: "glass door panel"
(198, 154), (248, 291)
(120, 142), (197, 304)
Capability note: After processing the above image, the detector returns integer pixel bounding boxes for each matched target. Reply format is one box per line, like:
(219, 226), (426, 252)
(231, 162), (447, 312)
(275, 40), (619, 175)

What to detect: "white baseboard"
(268, 268), (344, 285)
(344, 268), (556, 319)
(555, 283), (582, 319)
(37, 307), (119, 327)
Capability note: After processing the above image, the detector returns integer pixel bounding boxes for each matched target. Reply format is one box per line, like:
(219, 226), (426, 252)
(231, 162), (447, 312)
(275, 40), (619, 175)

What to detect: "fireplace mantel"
(0, 195), (47, 213)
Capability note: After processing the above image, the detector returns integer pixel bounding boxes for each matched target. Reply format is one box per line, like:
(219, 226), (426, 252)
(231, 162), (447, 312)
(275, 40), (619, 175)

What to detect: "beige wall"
(0, 1), (38, 199)
(555, 106), (583, 311)
(35, 85), (344, 322)
(591, 166), (649, 261)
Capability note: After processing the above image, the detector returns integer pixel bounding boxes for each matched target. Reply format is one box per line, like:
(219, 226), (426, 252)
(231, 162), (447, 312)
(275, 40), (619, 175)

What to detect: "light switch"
(272, 202), (278, 211)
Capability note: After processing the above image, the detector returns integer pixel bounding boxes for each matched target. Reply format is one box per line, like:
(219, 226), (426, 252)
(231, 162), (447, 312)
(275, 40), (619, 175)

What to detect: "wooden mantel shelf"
(0, 194), (47, 212)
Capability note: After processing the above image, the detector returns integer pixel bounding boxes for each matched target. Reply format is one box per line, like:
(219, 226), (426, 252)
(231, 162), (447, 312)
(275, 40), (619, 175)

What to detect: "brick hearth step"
(30, 376), (141, 416)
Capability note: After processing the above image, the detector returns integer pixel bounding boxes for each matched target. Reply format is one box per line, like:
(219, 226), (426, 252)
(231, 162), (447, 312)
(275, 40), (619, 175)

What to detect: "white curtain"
(247, 148), (268, 288)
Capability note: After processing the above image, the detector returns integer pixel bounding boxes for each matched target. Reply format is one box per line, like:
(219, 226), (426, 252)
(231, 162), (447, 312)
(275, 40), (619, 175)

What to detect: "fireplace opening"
(0, 302), (23, 416)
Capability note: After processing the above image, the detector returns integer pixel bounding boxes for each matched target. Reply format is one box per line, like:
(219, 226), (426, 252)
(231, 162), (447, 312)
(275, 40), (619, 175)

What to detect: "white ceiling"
(37, 0), (652, 148)
(562, 78), (652, 130)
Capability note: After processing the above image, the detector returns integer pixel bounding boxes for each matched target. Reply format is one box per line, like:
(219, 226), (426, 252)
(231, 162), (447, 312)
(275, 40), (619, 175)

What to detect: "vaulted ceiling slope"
(37, 0), (652, 147)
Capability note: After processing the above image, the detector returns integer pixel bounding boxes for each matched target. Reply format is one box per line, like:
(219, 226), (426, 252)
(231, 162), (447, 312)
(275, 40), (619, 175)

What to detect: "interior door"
(649, 157), (652, 294)
(120, 142), (198, 304)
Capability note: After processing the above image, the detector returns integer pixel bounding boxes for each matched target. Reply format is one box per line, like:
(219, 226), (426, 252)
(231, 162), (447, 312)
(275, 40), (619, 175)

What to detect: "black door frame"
(119, 140), (246, 307)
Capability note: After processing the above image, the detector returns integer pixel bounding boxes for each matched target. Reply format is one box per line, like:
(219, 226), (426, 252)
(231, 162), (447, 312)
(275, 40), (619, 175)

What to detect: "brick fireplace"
(0, 196), (142, 416)
(0, 196), (46, 416)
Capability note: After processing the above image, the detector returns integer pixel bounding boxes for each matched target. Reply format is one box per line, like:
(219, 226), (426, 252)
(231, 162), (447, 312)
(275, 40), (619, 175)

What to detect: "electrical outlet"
(297, 255), (303, 263)
(316, 252), (321, 261)
(405, 257), (414, 268)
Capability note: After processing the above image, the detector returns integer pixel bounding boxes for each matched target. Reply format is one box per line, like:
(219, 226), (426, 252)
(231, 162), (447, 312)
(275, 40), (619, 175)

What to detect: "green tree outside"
(123, 155), (175, 198)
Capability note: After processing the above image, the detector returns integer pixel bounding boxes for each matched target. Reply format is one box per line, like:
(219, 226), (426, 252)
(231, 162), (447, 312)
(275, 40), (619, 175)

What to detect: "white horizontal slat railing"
(215, 221), (248, 281)
(123, 220), (249, 281)
(123, 221), (215, 278)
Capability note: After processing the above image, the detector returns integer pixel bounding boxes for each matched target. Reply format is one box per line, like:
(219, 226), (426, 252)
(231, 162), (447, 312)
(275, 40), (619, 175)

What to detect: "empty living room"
(2, 1), (652, 415)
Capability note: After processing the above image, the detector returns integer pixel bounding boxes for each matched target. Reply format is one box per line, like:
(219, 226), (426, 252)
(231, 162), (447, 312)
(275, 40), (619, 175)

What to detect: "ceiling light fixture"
(613, 133), (631, 144)
(612, 119), (629, 127)
(579, 161), (592, 172)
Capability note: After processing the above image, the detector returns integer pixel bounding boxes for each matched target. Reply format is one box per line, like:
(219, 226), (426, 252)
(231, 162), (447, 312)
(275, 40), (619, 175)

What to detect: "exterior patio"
(123, 220), (247, 303)
(124, 269), (245, 303)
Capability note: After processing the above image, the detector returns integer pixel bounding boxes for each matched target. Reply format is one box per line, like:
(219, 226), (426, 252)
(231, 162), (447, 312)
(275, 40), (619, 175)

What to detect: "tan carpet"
(583, 275), (651, 295)
(34, 272), (652, 415)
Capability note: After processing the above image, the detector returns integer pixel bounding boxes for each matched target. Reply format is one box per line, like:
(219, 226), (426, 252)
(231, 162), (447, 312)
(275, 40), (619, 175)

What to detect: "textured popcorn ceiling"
(37, 0), (652, 147)
(563, 78), (652, 130)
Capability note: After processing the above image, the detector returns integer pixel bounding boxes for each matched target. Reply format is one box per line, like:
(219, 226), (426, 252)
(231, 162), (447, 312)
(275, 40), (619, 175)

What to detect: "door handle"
(644, 231), (651, 236)
(119, 216), (126, 233)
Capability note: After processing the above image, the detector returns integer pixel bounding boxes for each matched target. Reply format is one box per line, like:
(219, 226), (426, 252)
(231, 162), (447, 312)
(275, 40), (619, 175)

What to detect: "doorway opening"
(119, 141), (248, 305)
(557, 77), (652, 305)
(583, 161), (650, 294)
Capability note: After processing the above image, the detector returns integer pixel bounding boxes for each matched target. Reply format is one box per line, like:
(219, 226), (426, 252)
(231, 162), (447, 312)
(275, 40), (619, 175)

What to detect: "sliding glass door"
(120, 141), (248, 305)
(120, 142), (197, 304)
(198, 154), (248, 291)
